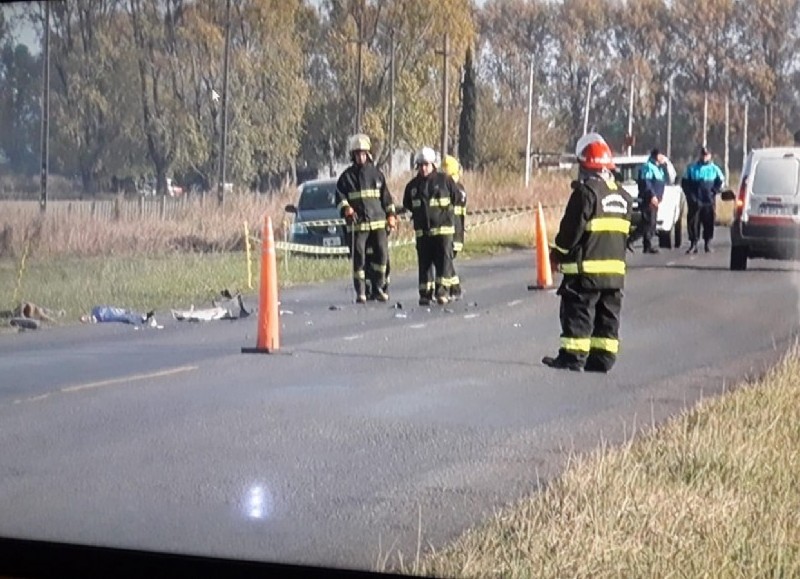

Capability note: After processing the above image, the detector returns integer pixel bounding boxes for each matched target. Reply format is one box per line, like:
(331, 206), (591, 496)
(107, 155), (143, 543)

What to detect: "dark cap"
(700, 146), (710, 156)
(650, 148), (660, 157)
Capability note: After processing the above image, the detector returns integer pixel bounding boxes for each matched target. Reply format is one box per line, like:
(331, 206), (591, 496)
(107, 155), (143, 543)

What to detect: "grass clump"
(415, 349), (800, 578)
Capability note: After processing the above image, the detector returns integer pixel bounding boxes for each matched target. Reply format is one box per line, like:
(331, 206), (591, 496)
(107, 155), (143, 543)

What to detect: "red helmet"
(575, 132), (615, 170)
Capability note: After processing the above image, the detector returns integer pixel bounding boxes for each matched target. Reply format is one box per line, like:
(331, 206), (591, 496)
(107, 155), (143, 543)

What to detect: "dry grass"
(0, 171), (572, 260)
(414, 347), (800, 578)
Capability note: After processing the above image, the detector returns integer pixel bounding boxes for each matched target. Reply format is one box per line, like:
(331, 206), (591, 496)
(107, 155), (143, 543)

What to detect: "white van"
(728, 147), (800, 270)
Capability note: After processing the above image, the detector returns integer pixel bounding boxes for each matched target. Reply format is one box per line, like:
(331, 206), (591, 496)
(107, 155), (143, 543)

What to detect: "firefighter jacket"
(552, 175), (633, 290)
(335, 162), (396, 232)
(453, 182), (467, 251)
(402, 170), (460, 238)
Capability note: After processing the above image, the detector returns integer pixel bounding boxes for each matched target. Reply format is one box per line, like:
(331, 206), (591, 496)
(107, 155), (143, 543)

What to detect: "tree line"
(1, 0), (798, 196)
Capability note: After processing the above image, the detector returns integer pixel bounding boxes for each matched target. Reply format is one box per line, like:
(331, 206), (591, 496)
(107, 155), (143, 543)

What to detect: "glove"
(343, 206), (355, 223)
(386, 214), (397, 232)
(549, 248), (560, 273)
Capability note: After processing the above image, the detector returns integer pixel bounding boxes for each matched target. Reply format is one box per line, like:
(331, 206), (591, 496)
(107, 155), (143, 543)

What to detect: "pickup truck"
(613, 155), (686, 249)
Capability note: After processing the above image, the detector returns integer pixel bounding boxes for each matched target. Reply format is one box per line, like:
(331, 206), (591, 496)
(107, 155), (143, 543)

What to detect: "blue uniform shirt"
(637, 158), (666, 201)
(682, 161), (725, 206)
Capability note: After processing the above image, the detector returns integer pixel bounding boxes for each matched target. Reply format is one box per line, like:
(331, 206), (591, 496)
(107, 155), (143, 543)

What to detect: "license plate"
(759, 204), (795, 216)
(323, 237), (341, 247)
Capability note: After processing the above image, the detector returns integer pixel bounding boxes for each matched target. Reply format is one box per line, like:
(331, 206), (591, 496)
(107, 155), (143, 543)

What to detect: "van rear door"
(748, 154), (800, 221)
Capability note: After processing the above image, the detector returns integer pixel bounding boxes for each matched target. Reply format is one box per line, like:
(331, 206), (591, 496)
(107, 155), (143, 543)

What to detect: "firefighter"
(542, 132), (633, 373)
(402, 147), (460, 306)
(636, 148), (667, 254)
(441, 155), (467, 299)
(681, 146), (725, 253)
(335, 133), (397, 303)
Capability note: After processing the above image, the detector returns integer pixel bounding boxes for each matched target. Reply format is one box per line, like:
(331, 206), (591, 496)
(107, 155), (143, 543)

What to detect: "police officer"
(336, 134), (397, 303)
(543, 133), (633, 373)
(637, 148), (667, 254)
(403, 147), (460, 306)
(681, 146), (725, 254)
(441, 155), (467, 299)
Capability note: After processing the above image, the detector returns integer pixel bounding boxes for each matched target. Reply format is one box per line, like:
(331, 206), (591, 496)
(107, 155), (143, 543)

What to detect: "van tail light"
(735, 177), (748, 220)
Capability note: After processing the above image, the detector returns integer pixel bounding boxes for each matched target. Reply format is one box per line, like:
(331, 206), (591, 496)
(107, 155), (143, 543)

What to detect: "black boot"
(542, 355), (583, 371)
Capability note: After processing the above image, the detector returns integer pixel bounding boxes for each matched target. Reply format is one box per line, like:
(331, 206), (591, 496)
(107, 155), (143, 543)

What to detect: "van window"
(751, 157), (800, 197)
(298, 182), (337, 210)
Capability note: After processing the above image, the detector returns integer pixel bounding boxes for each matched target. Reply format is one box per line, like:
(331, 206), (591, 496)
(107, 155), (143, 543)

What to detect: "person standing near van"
(336, 134), (397, 303)
(682, 146), (725, 253)
(636, 148), (667, 254)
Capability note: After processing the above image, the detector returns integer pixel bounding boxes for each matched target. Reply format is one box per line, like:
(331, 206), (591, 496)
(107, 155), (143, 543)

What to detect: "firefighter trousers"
(557, 279), (622, 372)
(347, 229), (388, 297)
(416, 234), (455, 299)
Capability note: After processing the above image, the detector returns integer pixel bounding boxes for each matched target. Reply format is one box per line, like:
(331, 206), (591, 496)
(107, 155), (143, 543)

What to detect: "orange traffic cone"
(242, 215), (280, 353)
(527, 202), (555, 290)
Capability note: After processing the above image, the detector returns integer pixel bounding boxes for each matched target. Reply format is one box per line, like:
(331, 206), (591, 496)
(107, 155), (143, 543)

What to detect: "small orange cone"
(242, 215), (280, 353)
(527, 202), (555, 290)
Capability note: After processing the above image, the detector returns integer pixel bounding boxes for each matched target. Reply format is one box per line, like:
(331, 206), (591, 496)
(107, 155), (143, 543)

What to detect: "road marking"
(60, 365), (198, 394)
(507, 299), (523, 307)
(343, 335), (362, 341)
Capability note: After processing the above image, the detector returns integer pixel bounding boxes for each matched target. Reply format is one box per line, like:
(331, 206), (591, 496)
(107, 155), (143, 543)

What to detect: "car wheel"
(658, 230), (673, 249)
(730, 246), (748, 270)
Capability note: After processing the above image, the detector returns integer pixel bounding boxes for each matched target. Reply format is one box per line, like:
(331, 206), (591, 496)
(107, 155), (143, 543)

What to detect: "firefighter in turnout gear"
(542, 133), (633, 373)
(441, 155), (467, 299)
(403, 147), (461, 306)
(336, 134), (397, 303)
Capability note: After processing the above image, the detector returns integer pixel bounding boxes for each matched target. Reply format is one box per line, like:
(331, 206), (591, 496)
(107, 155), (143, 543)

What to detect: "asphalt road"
(1, 229), (799, 572)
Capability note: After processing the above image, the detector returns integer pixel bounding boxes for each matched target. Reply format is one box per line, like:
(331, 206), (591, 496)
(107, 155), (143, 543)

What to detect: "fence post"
(160, 195), (166, 220)
(114, 197), (121, 221)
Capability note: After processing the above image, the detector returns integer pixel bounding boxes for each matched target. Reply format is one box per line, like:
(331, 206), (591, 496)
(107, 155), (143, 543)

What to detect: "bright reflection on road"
(244, 484), (274, 520)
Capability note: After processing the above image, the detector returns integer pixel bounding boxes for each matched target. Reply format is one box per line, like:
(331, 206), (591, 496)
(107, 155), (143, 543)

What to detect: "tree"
(0, 43), (40, 174)
(458, 45), (476, 170)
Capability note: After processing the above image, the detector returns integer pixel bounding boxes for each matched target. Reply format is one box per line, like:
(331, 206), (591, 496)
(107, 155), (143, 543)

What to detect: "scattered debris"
(513, 322), (522, 328)
(279, 310), (294, 315)
(464, 313), (480, 319)
(329, 305), (343, 311)
(394, 312), (408, 319)
(81, 306), (155, 326)
(173, 290), (251, 322)
(10, 317), (40, 330)
(171, 306), (228, 322)
(392, 302), (403, 310)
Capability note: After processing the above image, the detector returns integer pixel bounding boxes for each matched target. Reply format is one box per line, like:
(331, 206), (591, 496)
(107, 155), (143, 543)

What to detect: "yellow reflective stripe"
(560, 260), (626, 275)
(430, 226), (455, 236)
(454, 206), (466, 216)
(429, 198), (451, 207)
(415, 226), (456, 237)
(437, 276), (458, 285)
(353, 270), (366, 279)
(451, 275), (460, 284)
(590, 337), (619, 354)
(561, 337), (591, 352)
(348, 220), (387, 232)
(349, 189), (381, 200)
(419, 282), (435, 291)
(453, 241), (464, 251)
(587, 217), (631, 234)
(369, 263), (387, 272)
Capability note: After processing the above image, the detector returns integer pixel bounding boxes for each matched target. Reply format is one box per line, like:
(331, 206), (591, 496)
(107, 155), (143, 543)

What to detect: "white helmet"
(414, 146), (437, 166)
(348, 133), (372, 155)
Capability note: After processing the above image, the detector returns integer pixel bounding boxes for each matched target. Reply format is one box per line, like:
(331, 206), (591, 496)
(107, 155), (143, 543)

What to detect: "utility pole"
(724, 95), (730, 179)
(626, 76), (634, 156)
(742, 99), (749, 169)
(436, 33), (450, 157)
(217, 0), (231, 206)
(39, 0), (50, 213)
(666, 75), (673, 158)
(582, 68), (593, 136)
(525, 58), (534, 188)
(388, 29), (396, 176)
(355, 7), (364, 132)
(702, 90), (708, 147)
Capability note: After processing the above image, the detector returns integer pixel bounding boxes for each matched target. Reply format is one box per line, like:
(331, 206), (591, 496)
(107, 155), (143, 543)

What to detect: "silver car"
(728, 147), (800, 270)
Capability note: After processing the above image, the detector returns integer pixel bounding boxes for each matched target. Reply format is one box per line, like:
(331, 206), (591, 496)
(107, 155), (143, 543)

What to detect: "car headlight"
(291, 222), (308, 235)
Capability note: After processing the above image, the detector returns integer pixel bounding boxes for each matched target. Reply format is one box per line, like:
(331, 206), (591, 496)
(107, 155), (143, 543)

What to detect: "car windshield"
(298, 182), (337, 210)
(615, 164), (641, 183)
(751, 158), (800, 197)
